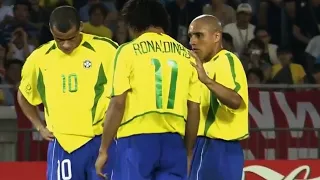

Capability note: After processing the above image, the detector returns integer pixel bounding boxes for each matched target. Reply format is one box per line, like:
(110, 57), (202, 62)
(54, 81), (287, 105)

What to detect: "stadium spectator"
(0, 41), (7, 77)
(247, 68), (265, 84)
(257, 0), (285, 45)
(79, 0), (117, 24)
(6, 27), (35, 61)
(202, 0), (236, 26)
(28, 0), (50, 26)
(0, 1), (38, 46)
(290, 0), (320, 66)
(305, 35), (320, 83)
(242, 38), (271, 80)
(254, 26), (279, 65)
(39, 0), (72, 8)
(83, 3), (113, 38)
(166, 0), (201, 46)
(223, 3), (255, 55)
(222, 32), (236, 55)
(0, 0), (13, 24)
(112, 18), (130, 45)
(1, 59), (22, 106)
(271, 46), (306, 84)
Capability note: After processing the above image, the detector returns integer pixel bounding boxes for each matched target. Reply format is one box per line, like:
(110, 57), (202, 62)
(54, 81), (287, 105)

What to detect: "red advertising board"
(1, 161), (320, 180)
(241, 89), (320, 160)
(13, 89), (320, 161)
(14, 94), (48, 161)
(244, 160), (320, 179)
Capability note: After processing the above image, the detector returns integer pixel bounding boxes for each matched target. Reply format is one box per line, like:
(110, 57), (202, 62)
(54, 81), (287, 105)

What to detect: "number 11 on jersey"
(151, 58), (178, 109)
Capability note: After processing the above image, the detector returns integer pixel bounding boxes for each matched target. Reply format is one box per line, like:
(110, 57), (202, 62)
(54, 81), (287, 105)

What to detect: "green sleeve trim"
(225, 53), (241, 92)
(111, 42), (132, 96)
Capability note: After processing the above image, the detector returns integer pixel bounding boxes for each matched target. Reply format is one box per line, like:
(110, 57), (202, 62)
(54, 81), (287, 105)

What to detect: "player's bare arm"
(185, 100), (200, 153)
(17, 90), (54, 140)
(95, 91), (128, 177)
(185, 100), (200, 173)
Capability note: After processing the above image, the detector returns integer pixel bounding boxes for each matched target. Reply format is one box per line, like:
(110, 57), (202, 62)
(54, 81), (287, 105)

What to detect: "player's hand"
(39, 126), (54, 141)
(189, 50), (211, 84)
(95, 150), (108, 179)
(187, 154), (193, 176)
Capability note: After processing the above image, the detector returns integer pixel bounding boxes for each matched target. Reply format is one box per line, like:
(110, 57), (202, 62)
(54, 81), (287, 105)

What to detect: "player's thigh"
(155, 133), (187, 180)
(87, 137), (117, 180)
(223, 141), (244, 180)
(47, 139), (88, 180)
(193, 139), (244, 180)
(189, 137), (208, 180)
(113, 134), (161, 180)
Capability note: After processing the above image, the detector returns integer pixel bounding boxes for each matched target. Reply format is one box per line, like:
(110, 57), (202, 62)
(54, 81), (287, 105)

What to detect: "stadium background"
(0, 0), (320, 179)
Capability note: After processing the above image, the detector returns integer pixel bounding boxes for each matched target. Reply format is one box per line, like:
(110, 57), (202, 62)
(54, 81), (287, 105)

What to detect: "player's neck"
(211, 45), (224, 59)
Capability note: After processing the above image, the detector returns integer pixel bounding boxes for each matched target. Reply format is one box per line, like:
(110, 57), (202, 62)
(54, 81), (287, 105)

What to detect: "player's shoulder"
(27, 40), (56, 63)
(33, 40), (56, 56)
(114, 39), (136, 55)
(217, 50), (240, 62)
(83, 33), (118, 51)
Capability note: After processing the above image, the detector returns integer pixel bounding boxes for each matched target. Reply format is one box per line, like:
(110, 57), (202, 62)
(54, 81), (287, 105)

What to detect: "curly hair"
(121, 0), (169, 33)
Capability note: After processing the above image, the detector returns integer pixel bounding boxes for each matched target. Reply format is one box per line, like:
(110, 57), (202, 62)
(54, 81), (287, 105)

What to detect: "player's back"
(113, 32), (196, 138)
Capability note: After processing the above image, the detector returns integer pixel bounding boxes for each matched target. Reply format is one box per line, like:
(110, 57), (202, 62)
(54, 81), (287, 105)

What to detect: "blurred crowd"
(0, 0), (319, 106)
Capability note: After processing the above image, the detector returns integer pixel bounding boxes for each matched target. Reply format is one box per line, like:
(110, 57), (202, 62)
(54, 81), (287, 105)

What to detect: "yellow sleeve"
(111, 44), (132, 96)
(219, 53), (247, 107)
(219, 53), (240, 91)
(18, 54), (42, 105)
(103, 42), (118, 98)
(297, 65), (306, 79)
(188, 58), (201, 103)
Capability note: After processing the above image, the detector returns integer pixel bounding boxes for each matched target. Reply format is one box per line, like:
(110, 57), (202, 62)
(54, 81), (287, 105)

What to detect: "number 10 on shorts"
(57, 159), (72, 180)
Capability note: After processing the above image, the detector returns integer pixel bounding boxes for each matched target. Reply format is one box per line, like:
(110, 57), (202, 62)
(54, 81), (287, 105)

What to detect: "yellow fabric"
(0, 90), (4, 103)
(39, 0), (73, 7)
(112, 32), (201, 139)
(19, 33), (118, 153)
(271, 63), (306, 84)
(198, 50), (249, 140)
(83, 22), (113, 39)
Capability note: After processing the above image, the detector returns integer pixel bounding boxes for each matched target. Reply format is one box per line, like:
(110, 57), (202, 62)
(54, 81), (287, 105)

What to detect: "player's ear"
(49, 23), (53, 35)
(79, 21), (84, 32)
(214, 32), (221, 43)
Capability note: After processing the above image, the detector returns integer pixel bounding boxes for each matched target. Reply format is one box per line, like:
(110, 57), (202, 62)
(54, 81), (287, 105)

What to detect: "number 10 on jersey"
(151, 58), (178, 109)
(62, 74), (78, 93)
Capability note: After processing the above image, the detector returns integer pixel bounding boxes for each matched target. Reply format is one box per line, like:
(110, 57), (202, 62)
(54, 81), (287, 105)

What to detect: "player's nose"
(189, 36), (197, 46)
(61, 41), (72, 49)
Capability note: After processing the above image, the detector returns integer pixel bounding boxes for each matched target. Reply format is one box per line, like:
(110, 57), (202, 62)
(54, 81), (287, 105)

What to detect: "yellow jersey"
(199, 50), (249, 140)
(112, 32), (201, 139)
(19, 33), (118, 153)
(83, 22), (113, 39)
(271, 63), (306, 84)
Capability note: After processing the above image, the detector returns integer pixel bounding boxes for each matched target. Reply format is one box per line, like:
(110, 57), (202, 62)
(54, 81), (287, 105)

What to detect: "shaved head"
(191, 15), (223, 32)
(188, 15), (223, 62)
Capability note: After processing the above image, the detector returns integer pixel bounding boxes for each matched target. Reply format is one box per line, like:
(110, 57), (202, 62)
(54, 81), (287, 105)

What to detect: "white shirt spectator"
(268, 44), (279, 64)
(11, 44), (35, 61)
(305, 35), (320, 63)
(223, 23), (255, 55)
(0, 5), (12, 23)
(223, 3), (255, 55)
